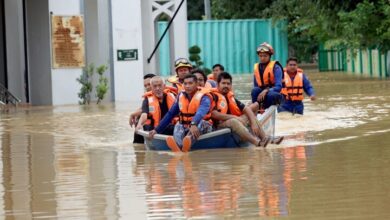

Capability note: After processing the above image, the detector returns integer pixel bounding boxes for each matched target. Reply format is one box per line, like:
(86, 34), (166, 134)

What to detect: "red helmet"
(256, 42), (274, 55)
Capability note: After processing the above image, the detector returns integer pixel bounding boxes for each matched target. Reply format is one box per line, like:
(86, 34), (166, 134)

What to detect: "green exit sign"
(117, 49), (138, 61)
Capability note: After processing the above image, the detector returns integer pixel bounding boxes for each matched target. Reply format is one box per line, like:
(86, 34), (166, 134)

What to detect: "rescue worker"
(279, 57), (316, 115)
(129, 73), (156, 144)
(149, 74), (214, 152)
(207, 64), (225, 81)
(251, 42), (284, 109)
(135, 76), (177, 134)
(167, 58), (192, 92)
(211, 72), (283, 147)
(192, 68), (216, 88)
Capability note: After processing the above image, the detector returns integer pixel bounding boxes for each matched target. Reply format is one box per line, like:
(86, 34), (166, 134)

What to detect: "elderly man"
(129, 73), (156, 144)
(135, 76), (177, 134)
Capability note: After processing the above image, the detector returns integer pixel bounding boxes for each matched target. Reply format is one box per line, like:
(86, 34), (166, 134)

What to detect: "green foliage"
(210, 0), (389, 62)
(187, 0), (205, 20)
(204, 68), (212, 75)
(76, 63), (109, 105)
(95, 65), (109, 104)
(189, 45), (201, 54)
(76, 63), (94, 105)
(189, 45), (203, 67)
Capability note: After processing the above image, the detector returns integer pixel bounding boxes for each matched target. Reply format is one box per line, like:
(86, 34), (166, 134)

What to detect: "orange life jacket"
(210, 89), (242, 116)
(143, 89), (176, 127)
(167, 76), (184, 92)
(254, 61), (283, 89)
(165, 85), (178, 95)
(178, 88), (213, 124)
(281, 69), (304, 101)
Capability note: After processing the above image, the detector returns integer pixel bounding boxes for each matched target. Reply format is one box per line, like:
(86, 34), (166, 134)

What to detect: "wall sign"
(117, 49), (138, 61)
(51, 15), (85, 68)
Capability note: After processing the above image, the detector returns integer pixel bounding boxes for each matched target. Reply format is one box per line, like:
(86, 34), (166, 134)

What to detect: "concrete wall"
(4, 0), (26, 102)
(84, 0), (113, 102)
(25, 0), (52, 105)
(49, 0), (82, 105)
(0, 0), (6, 86)
(111, 0), (144, 102)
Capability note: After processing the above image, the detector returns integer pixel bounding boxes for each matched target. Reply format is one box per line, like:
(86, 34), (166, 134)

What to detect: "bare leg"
(219, 118), (259, 146)
(238, 114), (267, 140)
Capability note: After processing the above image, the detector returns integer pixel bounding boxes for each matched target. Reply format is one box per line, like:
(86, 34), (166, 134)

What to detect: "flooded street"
(0, 72), (390, 219)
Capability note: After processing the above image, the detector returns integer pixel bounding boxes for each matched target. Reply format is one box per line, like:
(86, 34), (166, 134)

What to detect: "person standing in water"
(279, 57), (316, 115)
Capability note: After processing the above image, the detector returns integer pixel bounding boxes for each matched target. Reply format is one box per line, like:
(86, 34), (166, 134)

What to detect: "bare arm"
(211, 110), (237, 121)
(136, 113), (148, 130)
(129, 108), (142, 127)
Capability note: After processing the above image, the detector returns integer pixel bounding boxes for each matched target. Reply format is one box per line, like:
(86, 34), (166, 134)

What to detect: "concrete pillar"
(141, 0), (188, 76)
(49, 0), (83, 105)
(172, 0), (188, 61)
(25, 0), (52, 105)
(4, 0), (26, 102)
(111, 0), (145, 102)
(84, 0), (113, 102)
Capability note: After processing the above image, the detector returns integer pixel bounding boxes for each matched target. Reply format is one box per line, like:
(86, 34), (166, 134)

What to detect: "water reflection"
(133, 146), (312, 219)
(0, 72), (389, 218)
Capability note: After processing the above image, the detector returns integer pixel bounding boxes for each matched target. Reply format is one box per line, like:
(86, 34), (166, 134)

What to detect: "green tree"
(77, 64), (94, 105)
(187, 0), (205, 20)
(95, 65), (109, 104)
(211, 0), (389, 62)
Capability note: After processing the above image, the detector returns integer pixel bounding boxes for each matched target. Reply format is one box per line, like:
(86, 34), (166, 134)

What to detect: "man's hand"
(135, 123), (142, 131)
(257, 89), (269, 103)
(310, 95), (316, 101)
(129, 113), (137, 127)
(149, 130), (157, 139)
(189, 125), (201, 139)
(251, 124), (261, 137)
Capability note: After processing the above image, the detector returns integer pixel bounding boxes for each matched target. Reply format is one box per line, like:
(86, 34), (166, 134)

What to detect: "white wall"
(111, 0), (144, 102)
(49, 0), (83, 105)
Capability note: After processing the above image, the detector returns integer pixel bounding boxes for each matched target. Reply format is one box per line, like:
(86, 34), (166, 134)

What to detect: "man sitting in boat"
(279, 57), (316, 115)
(129, 73), (156, 144)
(149, 74), (214, 152)
(210, 72), (275, 147)
(251, 42), (284, 109)
(167, 58), (193, 92)
(192, 68), (216, 88)
(135, 76), (177, 135)
(207, 64), (225, 82)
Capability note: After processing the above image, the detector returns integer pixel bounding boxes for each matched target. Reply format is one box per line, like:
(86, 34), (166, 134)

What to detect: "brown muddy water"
(0, 72), (389, 219)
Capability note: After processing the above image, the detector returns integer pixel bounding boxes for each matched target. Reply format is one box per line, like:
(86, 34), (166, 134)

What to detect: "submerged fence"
(158, 19), (288, 76)
(318, 46), (390, 78)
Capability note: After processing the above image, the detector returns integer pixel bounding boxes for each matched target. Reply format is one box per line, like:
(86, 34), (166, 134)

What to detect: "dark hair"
(212, 64), (225, 71)
(183, 73), (197, 82)
(143, 73), (156, 79)
(287, 57), (298, 64)
(191, 68), (207, 83)
(217, 72), (232, 83)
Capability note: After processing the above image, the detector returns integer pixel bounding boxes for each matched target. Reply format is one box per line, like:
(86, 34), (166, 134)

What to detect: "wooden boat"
(136, 105), (277, 151)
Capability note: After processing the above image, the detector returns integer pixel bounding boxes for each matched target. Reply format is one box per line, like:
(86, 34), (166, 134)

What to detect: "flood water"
(0, 72), (389, 219)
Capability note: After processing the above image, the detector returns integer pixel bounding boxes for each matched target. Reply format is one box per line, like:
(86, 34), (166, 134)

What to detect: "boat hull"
(136, 105), (276, 151)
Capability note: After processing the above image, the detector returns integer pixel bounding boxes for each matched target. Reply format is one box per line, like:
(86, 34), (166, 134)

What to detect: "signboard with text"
(51, 15), (85, 68)
(117, 49), (138, 61)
